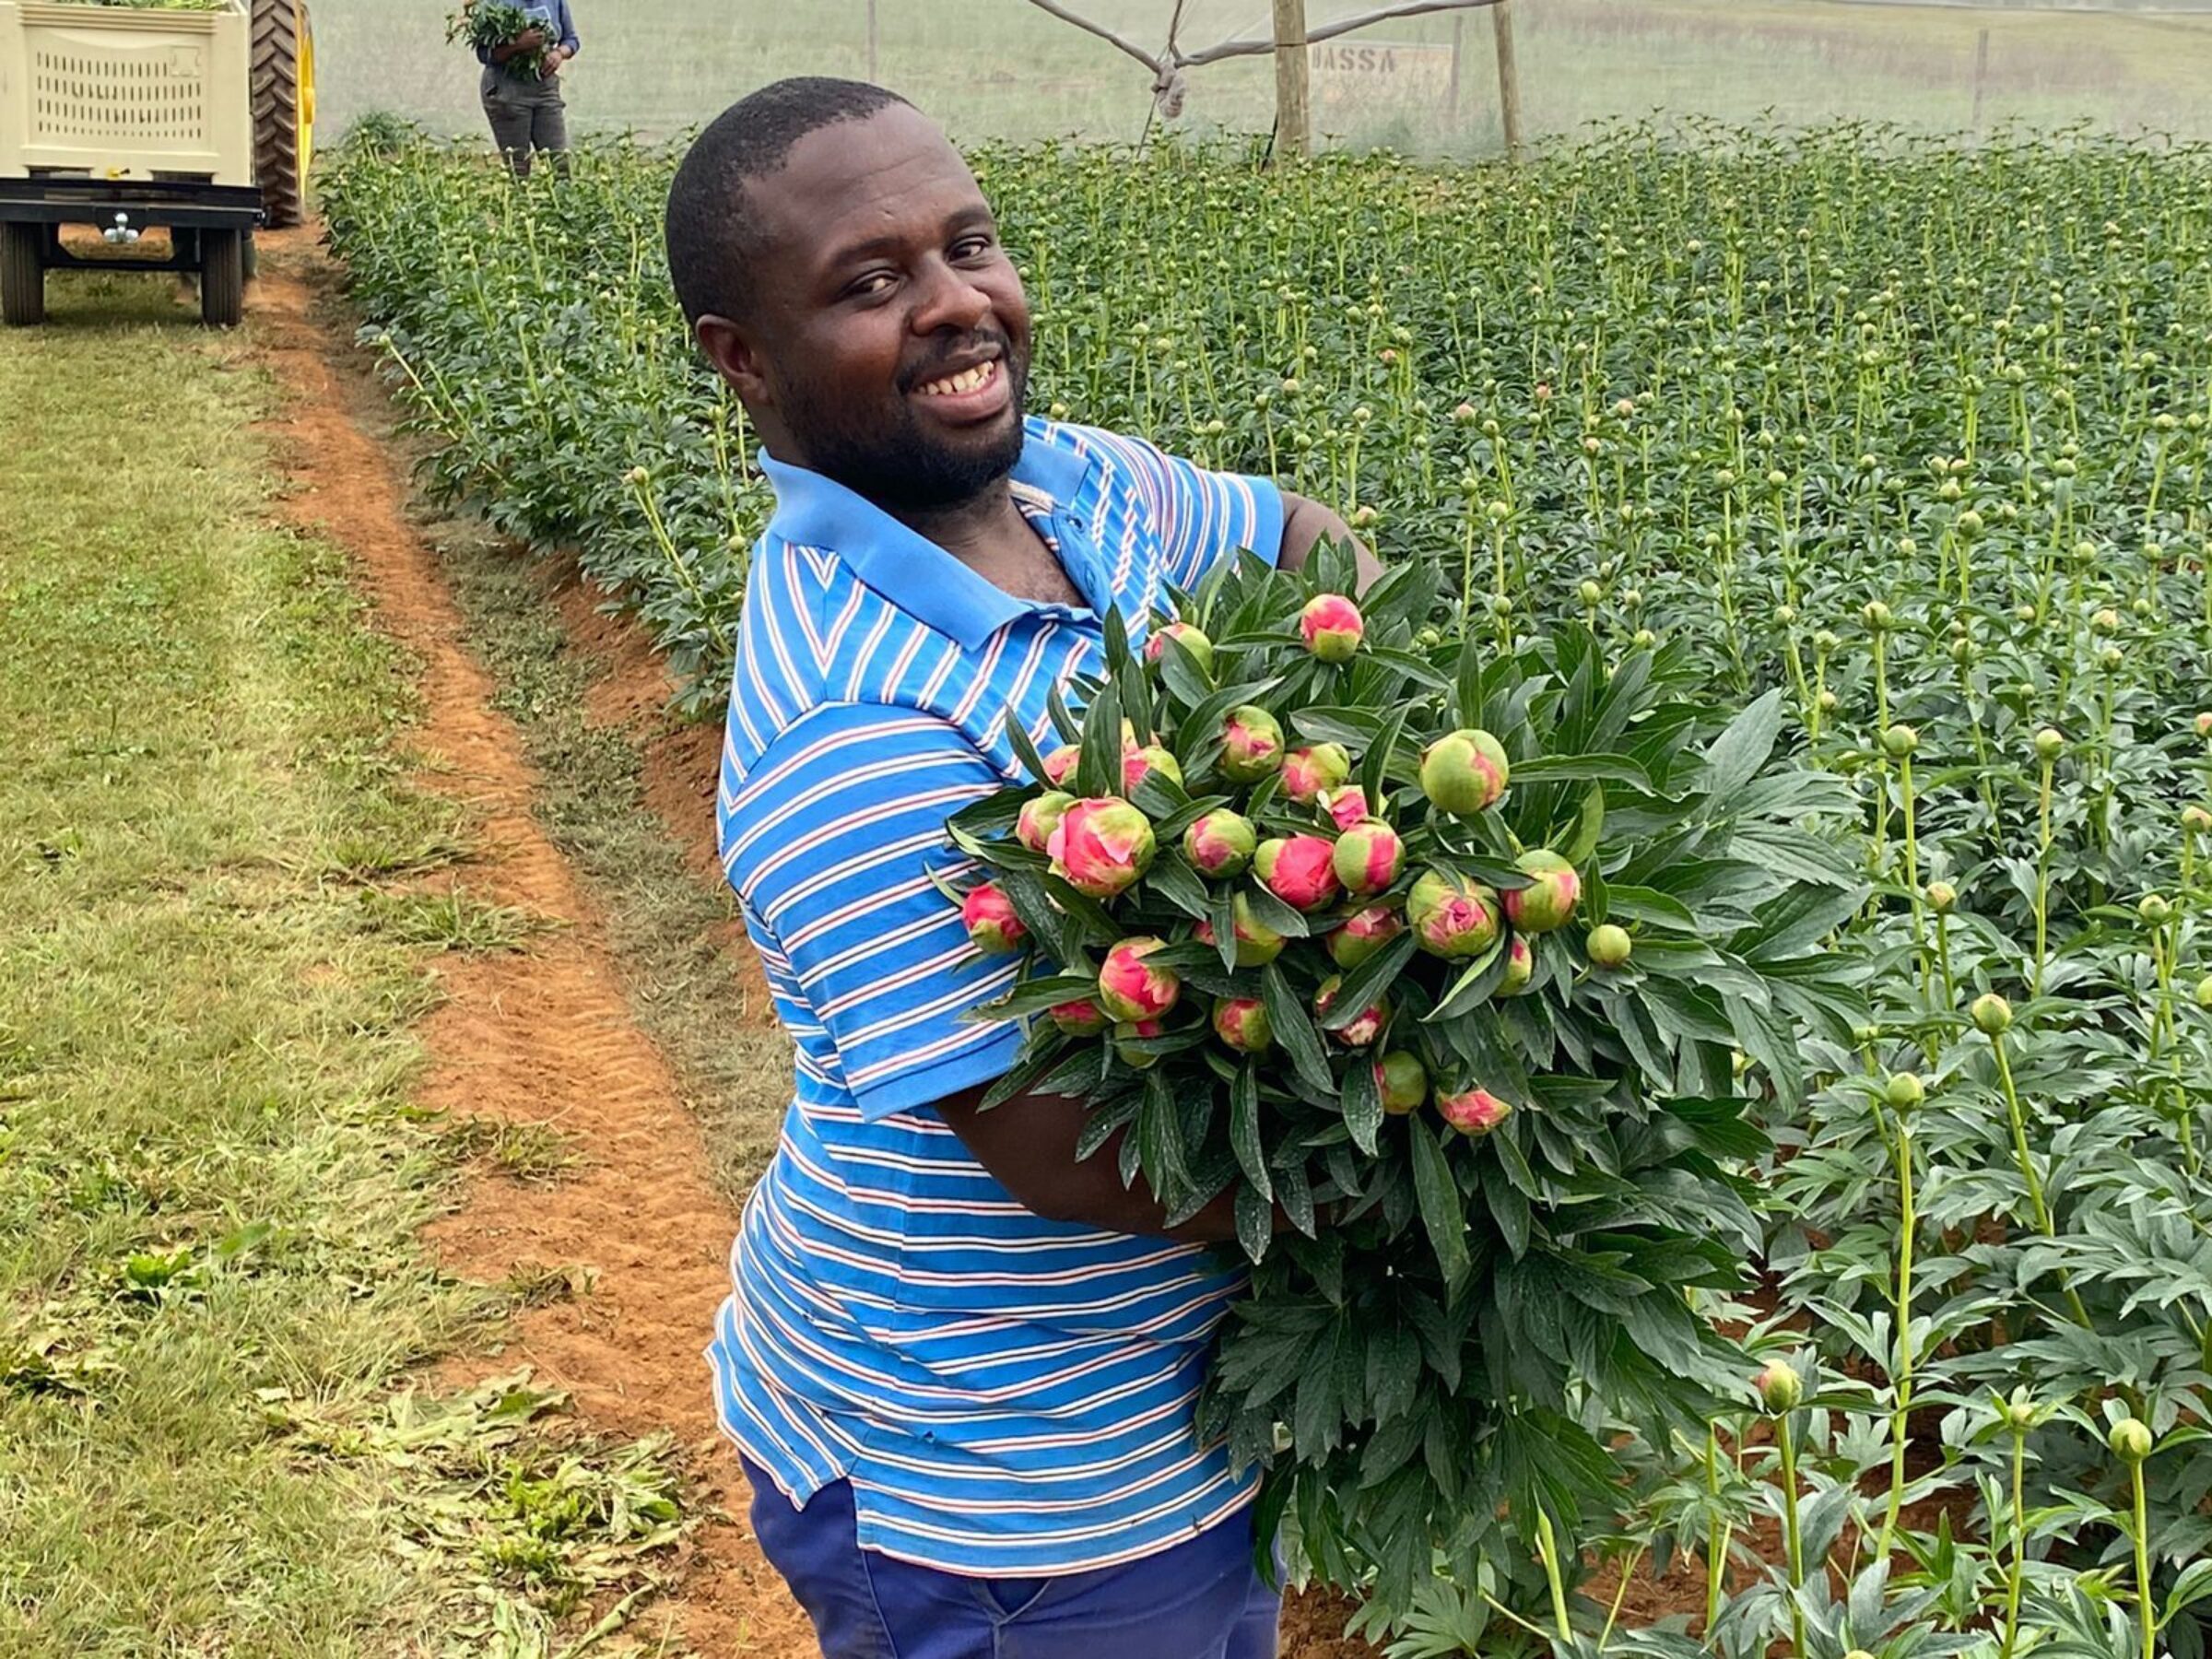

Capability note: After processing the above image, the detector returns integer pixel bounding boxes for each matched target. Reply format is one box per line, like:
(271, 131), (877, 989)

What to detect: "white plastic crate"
(0, 0), (252, 185)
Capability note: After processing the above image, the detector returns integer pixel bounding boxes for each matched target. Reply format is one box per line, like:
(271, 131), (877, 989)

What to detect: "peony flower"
(1047, 798), (1156, 900)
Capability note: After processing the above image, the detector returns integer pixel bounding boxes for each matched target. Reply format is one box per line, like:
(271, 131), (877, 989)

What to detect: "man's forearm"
(1278, 489), (1385, 591)
(935, 1085), (1245, 1243)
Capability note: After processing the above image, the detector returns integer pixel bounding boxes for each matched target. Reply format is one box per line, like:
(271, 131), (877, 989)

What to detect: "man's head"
(665, 79), (1032, 516)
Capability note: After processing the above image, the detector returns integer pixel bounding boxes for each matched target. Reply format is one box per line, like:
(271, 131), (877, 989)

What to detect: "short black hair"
(665, 77), (912, 327)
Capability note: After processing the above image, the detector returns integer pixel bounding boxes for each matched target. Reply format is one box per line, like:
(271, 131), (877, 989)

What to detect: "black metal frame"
(0, 178), (264, 273)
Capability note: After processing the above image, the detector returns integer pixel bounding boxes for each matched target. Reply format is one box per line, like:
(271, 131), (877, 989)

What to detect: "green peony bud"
(2109, 1418), (2154, 1464)
(1755, 1359), (1804, 1414)
(2032, 728), (2065, 762)
(1884, 1072), (1925, 1112)
(1971, 993), (2014, 1035)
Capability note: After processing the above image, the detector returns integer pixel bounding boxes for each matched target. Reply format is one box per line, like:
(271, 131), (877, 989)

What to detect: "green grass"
(0, 276), (686, 1655)
(310, 0), (2212, 156)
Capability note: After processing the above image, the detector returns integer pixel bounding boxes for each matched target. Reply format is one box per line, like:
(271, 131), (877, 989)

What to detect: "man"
(664, 78), (1376, 1658)
(476, 1), (580, 180)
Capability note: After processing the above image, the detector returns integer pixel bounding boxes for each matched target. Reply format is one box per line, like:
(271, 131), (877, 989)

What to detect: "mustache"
(899, 332), (1018, 393)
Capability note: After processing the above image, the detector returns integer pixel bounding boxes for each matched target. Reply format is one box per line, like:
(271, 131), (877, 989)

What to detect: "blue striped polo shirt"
(708, 418), (1284, 1575)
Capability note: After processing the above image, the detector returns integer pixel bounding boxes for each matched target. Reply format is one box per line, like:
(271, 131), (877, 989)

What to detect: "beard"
(778, 337), (1031, 516)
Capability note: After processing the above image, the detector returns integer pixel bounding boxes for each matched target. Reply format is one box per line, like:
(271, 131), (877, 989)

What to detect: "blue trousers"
(742, 1459), (1282, 1659)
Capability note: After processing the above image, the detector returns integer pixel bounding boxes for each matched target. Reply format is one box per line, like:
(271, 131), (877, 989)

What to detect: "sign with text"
(1308, 39), (1457, 118)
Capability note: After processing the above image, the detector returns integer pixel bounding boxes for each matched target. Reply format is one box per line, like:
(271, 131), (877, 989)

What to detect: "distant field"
(312, 0), (2212, 152)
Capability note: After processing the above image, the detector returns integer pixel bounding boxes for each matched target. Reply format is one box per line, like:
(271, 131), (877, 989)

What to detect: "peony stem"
(1534, 1505), (1572, 1642)
(1778, 1411), (1808, 1659)
(1989, 1031), (2093, 1328)
(1877, 1122), (1917, 1563)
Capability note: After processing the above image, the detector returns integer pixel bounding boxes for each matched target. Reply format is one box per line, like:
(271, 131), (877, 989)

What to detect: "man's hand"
(1278, 489), (1385, 593)
(542, 44), (567, 73)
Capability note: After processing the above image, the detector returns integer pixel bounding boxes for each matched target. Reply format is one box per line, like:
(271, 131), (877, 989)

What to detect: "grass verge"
(0, 276), (687, 1656)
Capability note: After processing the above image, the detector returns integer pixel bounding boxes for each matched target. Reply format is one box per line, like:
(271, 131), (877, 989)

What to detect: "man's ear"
(696, 314), (770, 408)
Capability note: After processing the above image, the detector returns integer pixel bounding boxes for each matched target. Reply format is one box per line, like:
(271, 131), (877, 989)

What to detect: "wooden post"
(867, 0), (879, 82)
(1271, 0), (1310, 160)
(1448, 9), (1465, 128)
(1970, 26), (1991, 132)
(1491, 0), (1523, 160)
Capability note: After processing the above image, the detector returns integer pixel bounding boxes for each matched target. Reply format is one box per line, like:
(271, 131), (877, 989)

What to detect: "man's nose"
(910, 259), (993, 336)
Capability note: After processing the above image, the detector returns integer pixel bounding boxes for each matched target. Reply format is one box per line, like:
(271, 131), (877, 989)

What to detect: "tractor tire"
(201, 229), (245, 328)
(252, 0), (314, 229)
(1, 221), (43, 327)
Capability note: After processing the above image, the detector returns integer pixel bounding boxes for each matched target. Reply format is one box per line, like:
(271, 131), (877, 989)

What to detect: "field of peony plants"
(323, 123), (2212, 1656)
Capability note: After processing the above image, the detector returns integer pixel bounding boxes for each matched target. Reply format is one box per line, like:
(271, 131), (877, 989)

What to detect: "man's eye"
(953, 237), (994, 261)
(850, 272), (898, 298)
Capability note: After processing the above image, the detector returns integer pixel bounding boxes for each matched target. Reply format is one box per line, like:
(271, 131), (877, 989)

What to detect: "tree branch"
(1179, 0), (1500, 68)
(1016, 0), (1162, 72)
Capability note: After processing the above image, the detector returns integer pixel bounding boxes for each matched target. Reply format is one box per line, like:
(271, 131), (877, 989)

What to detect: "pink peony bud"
(1376, 1051), (1428, 1115)
(1329, 904), (1404, 969)
(1300, 594), (1366, 663)
(1122, 744), (1184, 794)
(1498, 933), (1535, 996)
(1255, 834), (1343, 912)
(1502, 850), (1581, 934)
(1183, 808), (1258, 878)
(1221, 705), (1287, 782)
(1418, 729), (1511, 815)
(961, 882), (1027, 954)
(1321, 785), (1371, 831)
(1016, 791), (1075, 854)
(1212, 996), (1274, 1054)
(1145, 621), (1215, 677)
(1315, 975), (1386, 1047)
(1097, 937), (1181, 1023)
(1041, 744), (1081, 787)
(1331, 819), (1403, 898)
(1436, 1086), (1512, 1136)
(1048, 798), (1157, 900)
(1049, 997), (1110, 1036)
(1281, 743), (1351, 804)
(1194, 894), (1288, 967)
(1112, 1018), (1167, 1069)
(1406, 869), (1501, 959)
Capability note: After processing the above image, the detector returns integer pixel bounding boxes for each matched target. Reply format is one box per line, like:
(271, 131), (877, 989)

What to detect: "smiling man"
(664, 78), (1374, 1659)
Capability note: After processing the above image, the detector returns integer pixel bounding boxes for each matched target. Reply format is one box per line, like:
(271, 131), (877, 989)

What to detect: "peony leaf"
(1340, 1057), (1383, 1156)
(1234, 1183), (1274, 1265)
(1409, 1120), (1471, 1286)
(1262, 964), (1336, 1098)
(1230, 1064), (1273, 1204)
(1700, 687), (1785, 803)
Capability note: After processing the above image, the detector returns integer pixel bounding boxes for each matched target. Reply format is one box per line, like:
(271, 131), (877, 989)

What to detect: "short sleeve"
(719, 703), (1022, 1123)
(1082, 429), (1285, 594)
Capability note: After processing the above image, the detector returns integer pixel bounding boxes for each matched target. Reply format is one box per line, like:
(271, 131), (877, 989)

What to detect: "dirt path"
(245, 227), (813, 1658)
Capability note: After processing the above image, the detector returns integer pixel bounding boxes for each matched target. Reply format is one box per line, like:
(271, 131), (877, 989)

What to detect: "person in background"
(477, 1), (580, 180)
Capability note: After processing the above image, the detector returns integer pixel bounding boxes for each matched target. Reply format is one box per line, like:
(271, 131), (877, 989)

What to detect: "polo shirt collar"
(759, 421), (1100, 651)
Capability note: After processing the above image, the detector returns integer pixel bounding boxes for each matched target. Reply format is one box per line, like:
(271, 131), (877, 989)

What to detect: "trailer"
(0, 0), (312, 327)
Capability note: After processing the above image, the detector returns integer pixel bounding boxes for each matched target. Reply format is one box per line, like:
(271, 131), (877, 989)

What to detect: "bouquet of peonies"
(447, 1), (550, 79)
(946, 540), (1868, 1614)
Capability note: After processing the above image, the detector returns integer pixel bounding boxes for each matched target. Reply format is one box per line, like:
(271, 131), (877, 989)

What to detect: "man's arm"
(935, 1084), (1241, 1243)
(1278, 488), (1385, 591)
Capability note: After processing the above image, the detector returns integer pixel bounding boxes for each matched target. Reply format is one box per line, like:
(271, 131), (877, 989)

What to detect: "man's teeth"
(920, 360), (997, 397)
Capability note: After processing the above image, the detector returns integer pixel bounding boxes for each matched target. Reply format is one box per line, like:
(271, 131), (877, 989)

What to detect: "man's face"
(704, 105), (1032, 515)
